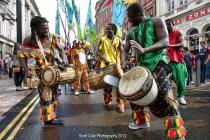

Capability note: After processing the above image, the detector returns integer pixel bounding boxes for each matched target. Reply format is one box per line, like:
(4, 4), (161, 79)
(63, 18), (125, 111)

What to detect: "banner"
(84, 0), (96, 44)
(112, 0), (126, 27)
(55, 5), (60, 35)
(71, 0), (83, 40)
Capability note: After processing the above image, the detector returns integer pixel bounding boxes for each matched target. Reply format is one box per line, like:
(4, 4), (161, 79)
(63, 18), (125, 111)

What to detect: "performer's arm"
(119, 40), (126, 68)
(168, 32), (184, 48)
(97, 40), (109, 65)
(130, 17), (169, 53)
(56, 38), (68, 65)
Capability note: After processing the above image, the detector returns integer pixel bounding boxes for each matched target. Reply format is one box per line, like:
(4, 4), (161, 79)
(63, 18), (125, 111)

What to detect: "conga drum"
(41, 65), (76, 87)
(88, 64), (120, 90)
(118, 66), (158, 106)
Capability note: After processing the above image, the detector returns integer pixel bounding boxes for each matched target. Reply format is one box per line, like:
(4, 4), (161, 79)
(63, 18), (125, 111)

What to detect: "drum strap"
(34, 32), (49, 65)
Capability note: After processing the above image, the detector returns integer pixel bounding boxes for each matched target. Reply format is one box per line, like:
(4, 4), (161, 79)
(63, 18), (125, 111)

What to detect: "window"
(179, 0), (188, 6)
(166, 0), (175, 12)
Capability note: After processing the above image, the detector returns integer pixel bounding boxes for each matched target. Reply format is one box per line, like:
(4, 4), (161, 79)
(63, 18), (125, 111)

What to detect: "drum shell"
(129, 79), (158, 106)
(41, 65), (76, 87)
(58, 66), (76, 84)
(88, 64), (119, 90)
(118, 66), (158, 106)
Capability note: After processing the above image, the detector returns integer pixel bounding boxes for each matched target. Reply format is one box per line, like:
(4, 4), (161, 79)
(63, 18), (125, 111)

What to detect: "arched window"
(188, 29), (199, 50)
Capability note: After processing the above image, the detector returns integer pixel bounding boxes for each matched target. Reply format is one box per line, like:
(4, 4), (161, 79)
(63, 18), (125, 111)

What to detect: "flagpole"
(56, 0), (70, 47)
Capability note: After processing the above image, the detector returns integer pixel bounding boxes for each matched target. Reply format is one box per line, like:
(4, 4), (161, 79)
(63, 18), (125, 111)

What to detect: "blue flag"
(71, 0), (83, 40)
(55, 6), (60, 35)
(112, 0), (126, 27)
(84, 0), (96, 43)
(65, 0), (73, 24)
(57, 0), (66, 13)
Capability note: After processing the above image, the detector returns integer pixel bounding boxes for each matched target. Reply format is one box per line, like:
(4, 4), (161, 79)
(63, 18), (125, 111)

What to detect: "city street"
(0, 80), (209, 140)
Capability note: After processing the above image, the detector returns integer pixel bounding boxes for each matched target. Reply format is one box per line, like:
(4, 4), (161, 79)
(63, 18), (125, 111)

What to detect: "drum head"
(41, 66), (58, 86)
(118, 66), (148, 97)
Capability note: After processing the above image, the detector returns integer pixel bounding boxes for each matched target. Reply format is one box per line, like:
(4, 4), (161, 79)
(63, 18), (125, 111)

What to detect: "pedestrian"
(183, 47), (194, 85)
(0, 58), (4, 75)
(97, 23), (125, 113)
(165, 19), (188, 105)
(199, 41), (208, 84)
(125, 3), (186, 140)
(12, 43), (25, 91)
(19, 16), (68, 126)
(71, 39), (94, 95)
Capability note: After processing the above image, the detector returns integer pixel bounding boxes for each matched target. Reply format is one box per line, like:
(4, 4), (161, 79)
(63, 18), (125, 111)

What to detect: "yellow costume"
(99, 36), (125, 112)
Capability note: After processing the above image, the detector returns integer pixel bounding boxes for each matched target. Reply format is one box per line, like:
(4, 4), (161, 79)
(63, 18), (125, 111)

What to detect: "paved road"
(0, 83), (210, 140)
(0, 77), (32, 121)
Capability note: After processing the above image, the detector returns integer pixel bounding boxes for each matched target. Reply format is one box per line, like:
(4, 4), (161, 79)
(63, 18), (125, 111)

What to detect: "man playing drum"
(97, 23), (125, 113)
(19, 16), (68, 126)
(124, 3), (186, 140)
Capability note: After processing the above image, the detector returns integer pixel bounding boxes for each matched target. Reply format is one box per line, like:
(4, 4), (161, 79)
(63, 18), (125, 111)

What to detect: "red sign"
(172, 6), (210, 25)
(173, 18), (182, 25)
(186, 7), (210, 21)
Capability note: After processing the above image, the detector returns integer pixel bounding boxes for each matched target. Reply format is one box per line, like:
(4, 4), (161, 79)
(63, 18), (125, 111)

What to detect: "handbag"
(13, 66), (21, 73)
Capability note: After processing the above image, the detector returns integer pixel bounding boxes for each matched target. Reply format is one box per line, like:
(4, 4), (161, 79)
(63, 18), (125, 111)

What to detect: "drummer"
(97, 23), (125, 113)
(71, 39), (94, 95)
(124, 3), (186, 140)
(19, 16), (68, 126)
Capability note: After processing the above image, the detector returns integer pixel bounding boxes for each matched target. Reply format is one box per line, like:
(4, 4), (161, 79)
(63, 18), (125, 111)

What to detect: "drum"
(88, 64), (120, 90)
(41, 65), (76, 87)
(118, 66), (158, 106)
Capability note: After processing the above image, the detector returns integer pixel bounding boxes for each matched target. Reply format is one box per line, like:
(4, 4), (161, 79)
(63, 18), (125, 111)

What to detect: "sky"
(35, 0), (98, 41)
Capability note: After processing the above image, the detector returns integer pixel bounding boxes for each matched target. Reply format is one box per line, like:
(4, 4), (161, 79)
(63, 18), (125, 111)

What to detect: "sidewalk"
(0, 75), (32, 121)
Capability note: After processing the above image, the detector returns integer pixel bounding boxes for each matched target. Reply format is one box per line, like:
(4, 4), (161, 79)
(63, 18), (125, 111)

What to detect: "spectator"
(199, 41), (207, 84)
(12, 43), (25, 91)
(183, 47), (194, 85)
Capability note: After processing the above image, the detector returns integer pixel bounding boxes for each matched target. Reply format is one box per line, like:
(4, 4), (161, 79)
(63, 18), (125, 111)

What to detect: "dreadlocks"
(30, 16), (49, 46)
(30, 16), (48, 32)
(127, 2), (144, 16)
(108, 23), (117, 35)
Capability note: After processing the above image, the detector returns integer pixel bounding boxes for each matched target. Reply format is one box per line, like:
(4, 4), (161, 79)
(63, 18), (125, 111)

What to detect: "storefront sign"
(172, 6), (210, 25)
(186, 7), (210, 21)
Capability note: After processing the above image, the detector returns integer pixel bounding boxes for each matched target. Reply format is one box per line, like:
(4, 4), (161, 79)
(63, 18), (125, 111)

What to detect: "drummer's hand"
(130, 40), (145, 54)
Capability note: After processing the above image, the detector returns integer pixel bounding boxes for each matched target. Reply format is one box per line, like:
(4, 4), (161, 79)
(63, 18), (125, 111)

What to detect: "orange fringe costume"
(71, 46), (91, 93)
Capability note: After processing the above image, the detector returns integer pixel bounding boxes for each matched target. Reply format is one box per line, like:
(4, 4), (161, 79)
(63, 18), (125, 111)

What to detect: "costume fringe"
(133, 111), (151, 125)
(164, 116), (186, 139)
(164, 116), (184, 128)
(166, 126), (187, 139)
(40, 105), (56, 122)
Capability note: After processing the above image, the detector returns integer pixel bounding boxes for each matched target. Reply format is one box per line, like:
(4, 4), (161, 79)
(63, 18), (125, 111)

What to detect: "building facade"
(95, 0), (156, 35)
(157, 0), (210, 50)
(0, 0), (40, 59)
(95, 0), (113, 35)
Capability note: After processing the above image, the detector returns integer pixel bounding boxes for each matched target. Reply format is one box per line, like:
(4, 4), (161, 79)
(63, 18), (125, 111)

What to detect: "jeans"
(14, 69), (25, 87)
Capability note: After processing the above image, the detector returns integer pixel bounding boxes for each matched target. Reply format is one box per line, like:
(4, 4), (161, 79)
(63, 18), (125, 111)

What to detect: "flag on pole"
(57, 0), (66, 13)
(112, 0), (126, 27)
(84, 0), (96, 44)
(71, 0), (83, 40)
(55, 5), (60, 35)
(65, 0), (73, 24)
